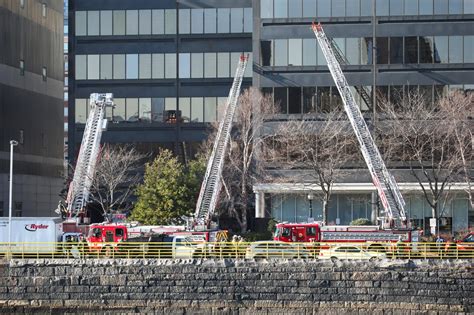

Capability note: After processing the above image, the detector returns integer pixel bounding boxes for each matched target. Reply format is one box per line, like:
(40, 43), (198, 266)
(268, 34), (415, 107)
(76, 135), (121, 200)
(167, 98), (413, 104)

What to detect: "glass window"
(419, 36), (434, 63)
(75, 11), (87, 36)
(230, 8), (243, 33)
(317, 43), (327, 65)
(217, 53), (230, 77)
(346, 38), (360, 64)
(126, 54), (139, 79)
(113, 98), (125, 121)
(204, 97), (217, 122)
(179, 53), (190, 78)
(204, 9), (217, 33)
(346, 0), (361, 16)
(261, 40), (273, 66)
(230, 52), (241, 74)
(449, 0), (463, 13)
(288, 39), (302, 66)
(334, 38), (346, 59)
(303, 87), (317, 113)
(390, 0), (403, 15)
(165, 54), (176, 78)
(464, 36), (474, 63)
(376, 37), (389, 64)
(204, 53), (217, 78)
(113, 54), (125, 79)
(274, 0), (288, 17)
(152, 10), (165, 34)
(126, 98), (139, 121)
(100, 11), (113, 35)
(243, 8), (252, 32)
(139, 10), (152, 35)
(360, 0), (373, 15)
(165, 9), (177, 34)
(217, 8), (230, 33)
(139, 54), (152, 79)
(419, 0), (434, 14)
(87, 55), (99, 79)
(76, 55), (87, 80)
(191, 98), (204, 122)
(113, 11), (126, 35)
(405, 37), (418, 63)
(404, 0), (419, 15)
(191, 53), (203, 78)
(289, 0), (303, 17)
(191, 9), (204, 34)
(217, 97), (227, 121)
(465, 0), (474, 14)
(42, 3), (46, 17)
(434, 0), (448, 13)
(339, 196), (352, 225)
(376, 0), (390, 15)
(152, 54), (165, 79)
(165, 98), (177, 111)
(87, 11), (100, 36)
(318, 0), (331, 17)
(332, 0), (346, 16)
(139, 98), (152, 121)
(390, 37), (403, 64)
(100, 55), (112, 79)
(274, 39), (288, 66)
(151, 98), (165, 122)
(261, 0), (274, 18)
(434, 36), (448, 63)
(179, 9), (190, 34)
(274, 87), (288, 113)
(245, 53), (253, 77)
(126, 10), (139, 35)
(288, 87), (301, 114)
(180, 98), (191, 122)
(303, 0), (317, 17)
(449, 36), (463, 63)
(318, 86), (331, 112)
(75, 99), (87, 123)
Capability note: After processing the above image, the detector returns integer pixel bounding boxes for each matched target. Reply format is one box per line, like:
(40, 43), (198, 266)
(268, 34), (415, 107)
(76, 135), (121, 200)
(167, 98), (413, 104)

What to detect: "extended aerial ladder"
(66, 93), (113, 219)
(193, 54), (249, 230)
(311, 22), (407, 227)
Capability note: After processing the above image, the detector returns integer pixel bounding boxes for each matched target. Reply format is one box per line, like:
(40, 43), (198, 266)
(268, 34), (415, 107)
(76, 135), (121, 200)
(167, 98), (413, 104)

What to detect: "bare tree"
(89, 144), (147, 219)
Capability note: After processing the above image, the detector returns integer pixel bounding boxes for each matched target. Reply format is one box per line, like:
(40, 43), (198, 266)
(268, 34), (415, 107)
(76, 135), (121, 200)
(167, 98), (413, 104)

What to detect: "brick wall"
(0, 259), (472, 313)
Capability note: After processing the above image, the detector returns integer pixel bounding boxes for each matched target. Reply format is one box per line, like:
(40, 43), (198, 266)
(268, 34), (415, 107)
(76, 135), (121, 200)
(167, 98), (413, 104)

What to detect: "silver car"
(245, 241), (309, 259)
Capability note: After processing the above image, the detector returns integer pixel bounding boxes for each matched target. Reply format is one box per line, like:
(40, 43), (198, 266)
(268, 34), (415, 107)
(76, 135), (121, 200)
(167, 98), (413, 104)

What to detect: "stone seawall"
(0, 259), (472, 314)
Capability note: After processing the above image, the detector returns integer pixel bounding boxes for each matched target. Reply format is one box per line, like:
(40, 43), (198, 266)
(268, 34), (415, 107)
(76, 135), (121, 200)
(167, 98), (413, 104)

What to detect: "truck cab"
(87, 224), (128, 254)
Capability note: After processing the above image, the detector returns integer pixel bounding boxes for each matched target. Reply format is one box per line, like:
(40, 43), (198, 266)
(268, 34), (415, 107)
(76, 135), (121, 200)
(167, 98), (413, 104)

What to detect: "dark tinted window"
(306, 227), (317, 236)
(405, 37), (418, 63)
(288, 87), (301, 114)
(261, 41), (272, 66)
(390, 37), (403, 64)
(116, 228), (124, 237)
(274, 87), (288, 113)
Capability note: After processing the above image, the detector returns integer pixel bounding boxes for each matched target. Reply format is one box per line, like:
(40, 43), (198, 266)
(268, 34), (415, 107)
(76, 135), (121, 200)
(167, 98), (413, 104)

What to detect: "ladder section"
(194, 55), (249, 229)
(311, 23), (406, 226)
(67, 93), (113, 217)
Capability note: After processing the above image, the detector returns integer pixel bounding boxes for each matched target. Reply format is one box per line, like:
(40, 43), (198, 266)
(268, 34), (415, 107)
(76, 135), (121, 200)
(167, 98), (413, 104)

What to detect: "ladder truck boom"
(193, 54), (249, 230)
(66, 93), (113, 218)
(311, 22), (406, 227)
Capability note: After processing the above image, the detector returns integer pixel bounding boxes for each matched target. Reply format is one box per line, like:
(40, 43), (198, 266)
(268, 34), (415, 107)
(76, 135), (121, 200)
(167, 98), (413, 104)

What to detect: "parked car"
(319, 245), (387, 261)
(456, 232), (474, 258)
(245, 241), (310, 259)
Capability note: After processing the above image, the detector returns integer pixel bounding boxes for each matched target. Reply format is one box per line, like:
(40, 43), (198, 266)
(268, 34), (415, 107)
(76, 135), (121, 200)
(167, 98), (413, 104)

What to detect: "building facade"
(252, 0), (474, 233)
(68, 0), (253, 162)
(0, 0), (64, 217)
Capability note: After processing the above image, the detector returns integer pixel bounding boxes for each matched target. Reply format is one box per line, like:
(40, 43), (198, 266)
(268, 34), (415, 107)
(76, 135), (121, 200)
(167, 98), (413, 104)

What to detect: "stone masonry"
(0, 259), (472, 314)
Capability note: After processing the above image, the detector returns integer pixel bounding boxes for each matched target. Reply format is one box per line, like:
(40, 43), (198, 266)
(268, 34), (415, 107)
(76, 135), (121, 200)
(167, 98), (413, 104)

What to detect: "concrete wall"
(0, 259), (472, 313)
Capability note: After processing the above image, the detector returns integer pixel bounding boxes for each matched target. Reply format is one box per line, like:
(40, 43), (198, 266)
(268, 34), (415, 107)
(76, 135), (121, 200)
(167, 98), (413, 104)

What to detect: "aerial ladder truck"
(311, 22), (407, 228)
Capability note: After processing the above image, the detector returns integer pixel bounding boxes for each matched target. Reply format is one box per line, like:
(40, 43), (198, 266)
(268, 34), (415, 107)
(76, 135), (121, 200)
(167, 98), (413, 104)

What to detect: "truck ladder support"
(67, 93), (113, 218)
(193, 55), (249, 230)
(311, 23), (406, 226)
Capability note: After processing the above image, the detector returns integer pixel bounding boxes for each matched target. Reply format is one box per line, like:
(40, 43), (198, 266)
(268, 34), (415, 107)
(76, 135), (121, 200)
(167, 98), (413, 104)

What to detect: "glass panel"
(75, 55), (87, 80)
(165, 53), (176, 78)
(151, 98), (164, 122)
(390, 0), (403, 15)
(126, 10), (139, 35)
(303, 87), (317, 113)
(404, 0), (419, 14)
(86, 11), (99, 36)
(217, 8), (230, 33)
(100, 11), (112, 35)
(334, 38), (345, 58)
(434, 36), (449, 63)
(152, 10), (164, 34)
(303, 0), (317, 17)
(327, 195), (337, 225)
(361, 38), (372, 64)
(296, 195), (308, 223)
(453, 199), (468, 232)
(139, 98), (151, 121)
(191, 97), (204, 122)
(274, 39), (288, 66)
(419, 0), (434, 14)
(449, 0), (463, 13)
(126, 98), (139, 121)
(165, 98), (177, 111)
(100, 55), (112, 79)
(179, 9), (190, 34)
(113, 10), (126, 35)
(288, 39), (302, 66)
(346, 0), (361, 16)
(360, 0), (373, 15)
(434, 0), (448, 13)
(191, 53), (203, 78)
(331, 87), (343, 110)
(204, 97), (217, 122)
(191, 9), (204, 34)
(217, 97), (227, 121)
(165, 9), (177, 34)
(217, 53), (230, 77)
(87, 55), (99, 79)
(281, 195), (295, 222)
(274, 0), (288, 17)
(204, 9), (217, 33)
(274, 87), (288, 113)
(231, 8), (244, 33)
(339, 195), (352, 225)
(419, 36), (434, 63)
(126, 54), (139, 79)
(303, 39), (317, 66)
(139, 10), (151, 35)
(449, 36), (463, 63)
(465, 0), (474, 14)
(244, 8), (252, 32)
(152, 54), (164, 79)
(288, 87), (301, 114)
(230, 53), (240, 76)
(204, 53), (217, 78)
(261, 40), (272, 66)
(139, 54), (151, 79)
(113, 98), (125, 122)
(405, 37), (418, 63)
(332, 0), (345, 16)
(376, 0), (390, 15)
(75, 11), (87, 36)
(318, 86), (331, 112)
(180, 98), (191, 122)
(346, 38), (360, 64)
(465, 36), (474, 63)
(377, 37), (389, 64)
(289, 0), (303, 17)
(261, 0), (274, 18)
(179, 53), (191, 79)
(75, 99), (87, 123)
(317, 43), (327, 65)
(113, 54), (125, 79)
(318, 0), (331, 17)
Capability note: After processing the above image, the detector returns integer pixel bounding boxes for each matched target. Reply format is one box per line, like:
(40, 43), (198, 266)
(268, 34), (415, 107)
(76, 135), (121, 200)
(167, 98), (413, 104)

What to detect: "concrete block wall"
(0, 259), (472, 314)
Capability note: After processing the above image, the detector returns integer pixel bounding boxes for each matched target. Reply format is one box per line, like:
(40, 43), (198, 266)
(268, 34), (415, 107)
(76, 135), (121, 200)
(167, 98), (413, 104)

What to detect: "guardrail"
(0, 241), (472, 259)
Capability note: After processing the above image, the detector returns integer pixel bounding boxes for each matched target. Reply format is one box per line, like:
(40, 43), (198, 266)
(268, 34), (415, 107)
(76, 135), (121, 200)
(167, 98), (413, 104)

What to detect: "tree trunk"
(322, 197), (329, 225)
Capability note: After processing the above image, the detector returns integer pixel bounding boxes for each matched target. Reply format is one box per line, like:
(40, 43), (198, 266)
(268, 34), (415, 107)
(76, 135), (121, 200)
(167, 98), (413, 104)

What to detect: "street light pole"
(9, 140), (18, 251)
(307, 193), (314, 222)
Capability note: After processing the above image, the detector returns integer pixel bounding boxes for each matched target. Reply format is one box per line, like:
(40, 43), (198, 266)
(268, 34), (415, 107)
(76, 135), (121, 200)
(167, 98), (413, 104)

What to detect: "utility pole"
(9, 140), (18, 253)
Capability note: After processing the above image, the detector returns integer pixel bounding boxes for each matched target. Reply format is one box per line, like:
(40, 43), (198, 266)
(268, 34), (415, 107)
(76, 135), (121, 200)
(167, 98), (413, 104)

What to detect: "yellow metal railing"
(0, 241), (472, 259)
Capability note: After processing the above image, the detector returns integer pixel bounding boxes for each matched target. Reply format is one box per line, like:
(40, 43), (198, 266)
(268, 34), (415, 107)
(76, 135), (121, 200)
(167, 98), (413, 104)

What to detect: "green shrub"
(350, 218), (372, 226)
